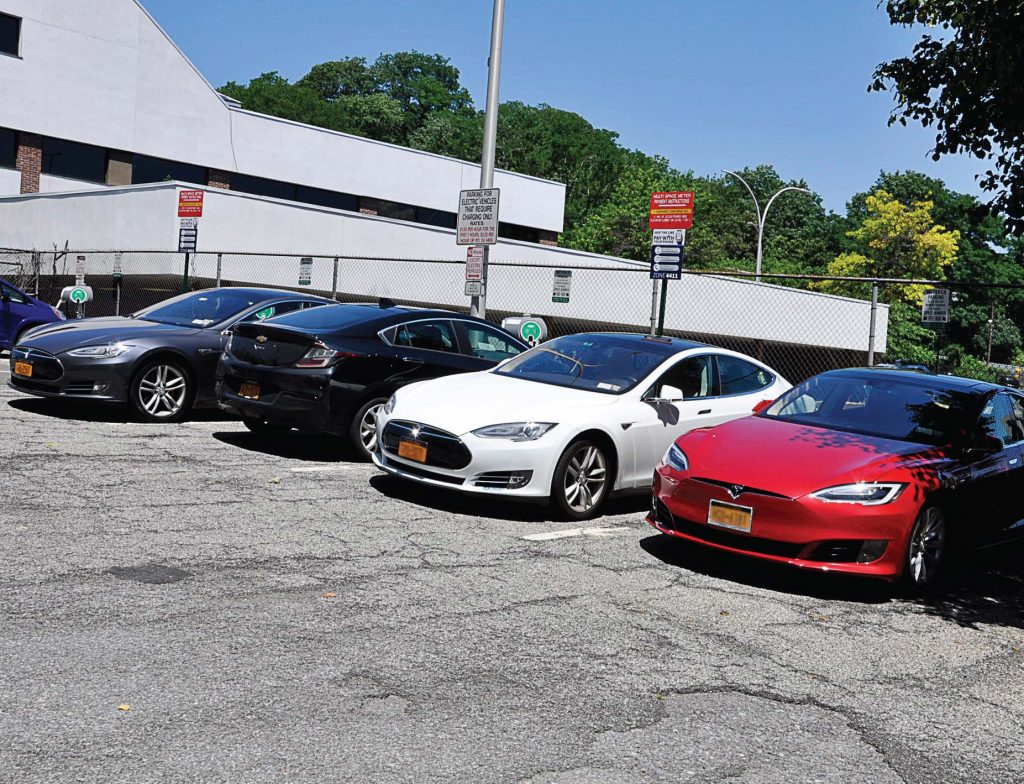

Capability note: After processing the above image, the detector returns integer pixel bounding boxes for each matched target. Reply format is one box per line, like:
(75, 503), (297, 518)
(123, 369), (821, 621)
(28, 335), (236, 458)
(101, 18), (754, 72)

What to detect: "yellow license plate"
(708, 500), (753, 533)
(14, 361), (32, 377)
(398, 440), (427, 463)
(238, 382), (260, 400)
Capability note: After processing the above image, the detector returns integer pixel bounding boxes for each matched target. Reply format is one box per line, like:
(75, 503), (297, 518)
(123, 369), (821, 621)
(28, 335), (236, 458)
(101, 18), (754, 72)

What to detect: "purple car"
(1, 278), (65, 352)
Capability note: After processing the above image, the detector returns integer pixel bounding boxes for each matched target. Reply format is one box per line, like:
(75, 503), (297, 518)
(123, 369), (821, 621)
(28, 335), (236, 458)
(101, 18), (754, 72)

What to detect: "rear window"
(267, 303), (383, 333)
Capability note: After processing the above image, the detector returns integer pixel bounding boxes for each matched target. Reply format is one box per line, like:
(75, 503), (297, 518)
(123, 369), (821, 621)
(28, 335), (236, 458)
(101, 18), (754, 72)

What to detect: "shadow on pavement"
(370, 473), (650, 523)
(641, 532), (1024, 628)
(7, 397), (234, 424)
(640, 533), (892, 604)
(213, 430), (355, 463)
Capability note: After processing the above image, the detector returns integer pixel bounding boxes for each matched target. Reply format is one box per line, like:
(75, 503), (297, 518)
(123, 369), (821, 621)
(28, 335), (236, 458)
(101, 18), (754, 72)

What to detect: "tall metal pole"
(470, 0), (506, 320)
(723, 170), (810, 282)
(867, 281), (879, 366)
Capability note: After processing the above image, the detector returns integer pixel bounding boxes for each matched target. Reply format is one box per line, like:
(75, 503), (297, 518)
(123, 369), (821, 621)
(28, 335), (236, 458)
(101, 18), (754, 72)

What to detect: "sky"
(142, 0), (986, 215)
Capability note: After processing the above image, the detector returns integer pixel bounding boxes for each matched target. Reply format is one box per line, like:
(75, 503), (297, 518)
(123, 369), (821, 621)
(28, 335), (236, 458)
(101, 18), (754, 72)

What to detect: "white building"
(0, 0), (888, 366)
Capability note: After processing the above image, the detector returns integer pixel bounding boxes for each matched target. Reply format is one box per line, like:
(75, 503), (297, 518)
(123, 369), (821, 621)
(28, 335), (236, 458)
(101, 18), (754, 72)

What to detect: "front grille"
(659, 510), (804, 559)
(63, 382), (98, 395)
(691, 477), (791, 500)
(382, 420), (472, 470)
(11, 347), (64, 381)
(807, 541), (862, 563)
(385, 459), (464, 485)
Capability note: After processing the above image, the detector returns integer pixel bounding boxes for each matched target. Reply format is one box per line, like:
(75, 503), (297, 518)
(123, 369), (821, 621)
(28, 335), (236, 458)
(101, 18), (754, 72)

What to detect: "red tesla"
(648, 368), (1024, 589)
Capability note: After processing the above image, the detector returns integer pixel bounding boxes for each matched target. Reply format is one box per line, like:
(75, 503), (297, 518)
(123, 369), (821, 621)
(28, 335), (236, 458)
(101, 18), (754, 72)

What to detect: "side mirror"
(752, 399), (774, 415)
(659, 385), (684, 402)
(965, 434), (1003, 457)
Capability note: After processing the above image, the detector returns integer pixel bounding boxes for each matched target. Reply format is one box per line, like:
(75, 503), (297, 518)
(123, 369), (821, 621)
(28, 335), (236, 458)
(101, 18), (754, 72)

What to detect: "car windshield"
(763, 374), (977, 445)
(494, 334), (675, 394)
(135, 290), (272, 328)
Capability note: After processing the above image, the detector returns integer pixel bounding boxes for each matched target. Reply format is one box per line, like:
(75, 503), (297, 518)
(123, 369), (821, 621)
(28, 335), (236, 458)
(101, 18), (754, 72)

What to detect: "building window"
(295, 185), (357, 212)
(416, 208), (457, 230)
(0, 13), (20, 57)
(231, 172), (297, 201)
(499, 222), (541, 243)
(41, 137), (108, 183)
(132, 154), (205, 185)
(0, 127), (15, 168)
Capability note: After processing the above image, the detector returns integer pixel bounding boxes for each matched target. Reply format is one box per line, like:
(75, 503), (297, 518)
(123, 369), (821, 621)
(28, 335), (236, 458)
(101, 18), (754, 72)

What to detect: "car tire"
(130, 358), (194, 423)
(551, 438), (611, 521)
(349, 397), (389, 461)
(242, 416), (292, 437)
(903, 503), (948, 593)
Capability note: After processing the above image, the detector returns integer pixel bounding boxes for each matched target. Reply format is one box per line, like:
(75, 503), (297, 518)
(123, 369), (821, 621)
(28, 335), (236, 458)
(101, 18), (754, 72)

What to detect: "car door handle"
(1010, 458), (1020, 466)
(198, 348), (219, 355)
(698, 409), (712, 415)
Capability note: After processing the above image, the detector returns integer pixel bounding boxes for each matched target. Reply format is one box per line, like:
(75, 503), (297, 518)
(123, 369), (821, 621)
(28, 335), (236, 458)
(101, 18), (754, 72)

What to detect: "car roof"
(562, 333), (709, 354)
(823, 367), (1000, 395)
(195, 287), (332, 301)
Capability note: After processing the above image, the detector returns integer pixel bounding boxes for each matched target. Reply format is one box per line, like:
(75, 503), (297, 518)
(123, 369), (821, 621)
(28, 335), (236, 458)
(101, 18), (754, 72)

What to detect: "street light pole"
(723, 170), (811, 282)
(470, 0), (506, 320)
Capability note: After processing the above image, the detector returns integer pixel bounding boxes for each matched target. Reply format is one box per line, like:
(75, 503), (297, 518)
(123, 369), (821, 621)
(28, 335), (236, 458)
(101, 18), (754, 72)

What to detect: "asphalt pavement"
(1, 371), (1023, 783)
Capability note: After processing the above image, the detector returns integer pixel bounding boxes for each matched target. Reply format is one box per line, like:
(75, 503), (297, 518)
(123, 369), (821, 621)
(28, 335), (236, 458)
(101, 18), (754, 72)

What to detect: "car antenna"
(379, 297), (396, 309)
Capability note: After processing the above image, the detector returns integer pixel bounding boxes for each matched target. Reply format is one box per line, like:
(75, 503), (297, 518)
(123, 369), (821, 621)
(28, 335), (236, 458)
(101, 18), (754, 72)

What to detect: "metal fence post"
(867, 281), (879, 366)
(656, 279), (668, 337)
(332, 257), (339, 300)
(216, 253), (223, 287)
(181, 252), (191, 294)
(649, 278), (658, 335)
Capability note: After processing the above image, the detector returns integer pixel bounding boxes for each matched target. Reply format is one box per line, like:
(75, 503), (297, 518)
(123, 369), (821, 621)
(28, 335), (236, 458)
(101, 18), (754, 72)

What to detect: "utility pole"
(987, 304), (996, 364)
(723, 170), (811, 282)
(470, 0), (506, 320)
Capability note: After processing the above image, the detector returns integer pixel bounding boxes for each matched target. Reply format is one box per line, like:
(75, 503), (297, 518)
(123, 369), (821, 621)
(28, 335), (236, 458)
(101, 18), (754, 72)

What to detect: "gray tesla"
(8, 288), (332, 422)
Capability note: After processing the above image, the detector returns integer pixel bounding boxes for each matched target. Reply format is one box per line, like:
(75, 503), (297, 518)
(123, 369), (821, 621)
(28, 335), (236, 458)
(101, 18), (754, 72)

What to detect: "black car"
(9, 288), (332, 421)
(216, 303), (529, 458)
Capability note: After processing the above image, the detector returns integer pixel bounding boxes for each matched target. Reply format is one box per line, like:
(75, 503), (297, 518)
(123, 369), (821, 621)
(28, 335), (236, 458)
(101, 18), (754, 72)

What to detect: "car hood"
(392, 371), (620, 435)
(679, 415), (950, 499)
(19, 317), (202, 352)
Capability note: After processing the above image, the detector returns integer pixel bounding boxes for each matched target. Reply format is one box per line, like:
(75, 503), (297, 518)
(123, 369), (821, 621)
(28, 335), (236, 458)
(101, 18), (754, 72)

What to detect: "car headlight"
(472, 422), (556, 442)
(383, 393), (398, 416)
(66, 342), (134, 358)
(810, 483), (906, 506)
(662, 443), (689, 472)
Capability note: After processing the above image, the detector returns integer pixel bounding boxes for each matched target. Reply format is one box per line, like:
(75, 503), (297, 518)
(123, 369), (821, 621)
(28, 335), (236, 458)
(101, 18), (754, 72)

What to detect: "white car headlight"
(662, 443), (689, 472)
(383, 393), (398, 416)
(810, 483), (906, 506)
(472, 422), (556, 442)
(66, 342), (134, 358)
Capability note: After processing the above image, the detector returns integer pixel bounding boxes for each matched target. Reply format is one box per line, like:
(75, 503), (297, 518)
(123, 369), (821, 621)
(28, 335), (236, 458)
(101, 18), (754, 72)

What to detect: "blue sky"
(143, 0), (984, 215)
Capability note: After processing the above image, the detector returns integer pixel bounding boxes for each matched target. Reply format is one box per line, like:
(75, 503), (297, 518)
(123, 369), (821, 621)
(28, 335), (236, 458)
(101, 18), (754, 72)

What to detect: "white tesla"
(372, 333), (791, 519)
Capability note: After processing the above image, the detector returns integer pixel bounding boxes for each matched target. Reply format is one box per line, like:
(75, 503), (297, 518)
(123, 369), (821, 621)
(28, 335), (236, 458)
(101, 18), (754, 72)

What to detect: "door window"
(2, 283), (27, 304)
(391, 320), (458, 354)
(460, 322), (523, 362)
(237, 300), (319, 324)
(978, 393), (1023, 447)
(718, 355), (773, 396)
(649, 355), (714, 400)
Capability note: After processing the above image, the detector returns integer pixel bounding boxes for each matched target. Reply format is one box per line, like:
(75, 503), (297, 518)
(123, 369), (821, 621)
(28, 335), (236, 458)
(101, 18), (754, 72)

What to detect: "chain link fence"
(4, 248), (1020, 383)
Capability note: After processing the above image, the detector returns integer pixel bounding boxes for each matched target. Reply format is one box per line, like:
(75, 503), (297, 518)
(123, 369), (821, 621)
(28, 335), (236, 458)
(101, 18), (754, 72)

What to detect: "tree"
(871, 1), (1024, 233)
(820, 189), (960, 303)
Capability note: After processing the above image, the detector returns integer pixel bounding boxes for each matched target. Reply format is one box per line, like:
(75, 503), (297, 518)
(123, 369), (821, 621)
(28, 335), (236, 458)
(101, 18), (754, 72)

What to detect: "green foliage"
(872, 1), (1024, 233)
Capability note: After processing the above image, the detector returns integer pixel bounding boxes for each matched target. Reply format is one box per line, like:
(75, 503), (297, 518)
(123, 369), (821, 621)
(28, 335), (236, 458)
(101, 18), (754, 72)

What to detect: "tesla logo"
(256, 335), (268, 344)
(728, 485), (745, 499)
(410, 426), (421, 439)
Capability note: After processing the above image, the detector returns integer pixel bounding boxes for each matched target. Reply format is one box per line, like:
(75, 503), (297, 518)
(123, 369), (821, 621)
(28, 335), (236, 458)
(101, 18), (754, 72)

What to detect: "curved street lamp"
(723, 170), (812, 281)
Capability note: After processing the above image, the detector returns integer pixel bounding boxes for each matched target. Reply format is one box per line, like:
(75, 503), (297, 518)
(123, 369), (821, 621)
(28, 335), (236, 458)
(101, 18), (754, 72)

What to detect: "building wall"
(38, 175), (108, 194)
(0, 183), (888, 352)
(0, 0), (566, 233)
(0, 166), (19, 196)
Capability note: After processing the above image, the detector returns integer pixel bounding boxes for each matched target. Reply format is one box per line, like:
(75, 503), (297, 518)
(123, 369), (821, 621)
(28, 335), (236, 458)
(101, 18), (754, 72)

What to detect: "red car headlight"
(811, 483), (906, 506)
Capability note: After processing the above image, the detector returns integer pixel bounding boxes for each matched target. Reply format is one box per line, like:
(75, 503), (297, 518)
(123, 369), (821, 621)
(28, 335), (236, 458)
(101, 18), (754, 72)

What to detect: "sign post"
(458, 189), (500, 318)
(177, 191), (203, 294)
(648, 192), (694, 336)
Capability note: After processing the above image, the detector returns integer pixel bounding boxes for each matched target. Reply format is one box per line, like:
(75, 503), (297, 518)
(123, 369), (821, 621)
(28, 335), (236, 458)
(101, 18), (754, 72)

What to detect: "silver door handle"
(1010, 458), (1020, 466)
(698, 409), (712, 415)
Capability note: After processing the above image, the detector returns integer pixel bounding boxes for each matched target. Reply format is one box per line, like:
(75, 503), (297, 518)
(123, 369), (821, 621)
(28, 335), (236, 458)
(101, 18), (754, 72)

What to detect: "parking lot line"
(522, 526), (632, 542)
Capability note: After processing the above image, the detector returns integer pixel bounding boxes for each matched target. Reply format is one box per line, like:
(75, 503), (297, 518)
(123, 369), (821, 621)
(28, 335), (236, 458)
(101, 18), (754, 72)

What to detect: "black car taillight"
(295, 342), (358, 368)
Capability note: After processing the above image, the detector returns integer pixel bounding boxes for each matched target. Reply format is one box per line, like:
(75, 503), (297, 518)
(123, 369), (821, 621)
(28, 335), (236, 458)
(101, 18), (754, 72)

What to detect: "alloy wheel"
(908, 506), (946, 586)
(137, 364), (188, 418)
(563, 444), (608, 514)
(359, 403), (385, 452)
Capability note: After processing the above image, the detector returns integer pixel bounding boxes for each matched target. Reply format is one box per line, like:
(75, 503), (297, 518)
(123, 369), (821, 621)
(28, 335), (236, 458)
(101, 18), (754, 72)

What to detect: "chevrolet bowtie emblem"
(256, 335), (268, 344)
